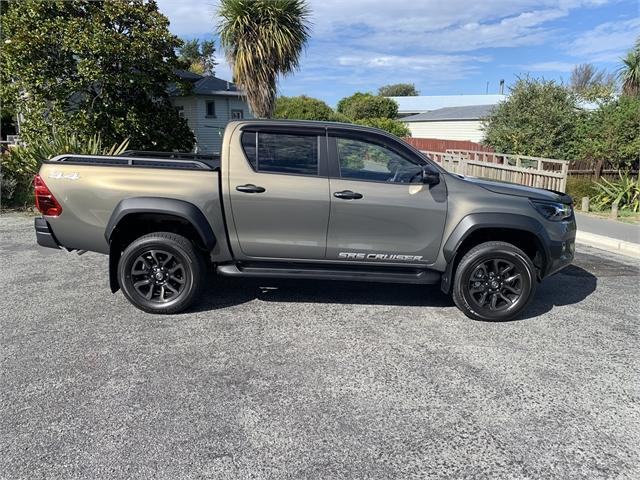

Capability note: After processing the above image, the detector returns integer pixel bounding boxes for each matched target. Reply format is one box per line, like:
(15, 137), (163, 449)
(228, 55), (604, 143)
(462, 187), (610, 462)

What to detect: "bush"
(0, 133), (128, 208)
(573, 96), (640, 171)
(566, 177), (599, 206)
(354, 117), (411, 137)
(482, 77), (579, 159)
(337, 92), (398, 120)
(591, 173), (640, 212)
(274, 95), (350, 122)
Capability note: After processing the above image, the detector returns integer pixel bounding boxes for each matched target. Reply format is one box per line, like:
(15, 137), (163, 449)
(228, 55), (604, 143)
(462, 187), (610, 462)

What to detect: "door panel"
(326, 134), (447, 265)
(327, 179), (447, 264)
(228, 130), (330, 260)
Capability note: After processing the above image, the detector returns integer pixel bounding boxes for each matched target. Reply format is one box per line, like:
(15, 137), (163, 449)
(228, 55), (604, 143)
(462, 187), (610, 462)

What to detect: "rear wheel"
(118, 232), (205, 314)
(452, 241), (537, 321)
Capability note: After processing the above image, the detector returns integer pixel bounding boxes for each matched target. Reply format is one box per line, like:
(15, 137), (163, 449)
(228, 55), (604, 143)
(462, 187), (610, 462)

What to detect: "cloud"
(566, 17), (640, 62)
(155, 0), (218, 37)
(521, 61), (576, 72)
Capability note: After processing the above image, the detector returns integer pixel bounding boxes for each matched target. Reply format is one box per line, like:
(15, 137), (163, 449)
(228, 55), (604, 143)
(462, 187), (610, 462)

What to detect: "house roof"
(388, 94), (506, 114)
(402, 104), (496, 122)
(170, 71), (241, 96)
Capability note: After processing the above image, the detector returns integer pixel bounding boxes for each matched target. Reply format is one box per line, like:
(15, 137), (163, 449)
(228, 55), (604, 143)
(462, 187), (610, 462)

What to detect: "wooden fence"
(421, 149), (569, 192)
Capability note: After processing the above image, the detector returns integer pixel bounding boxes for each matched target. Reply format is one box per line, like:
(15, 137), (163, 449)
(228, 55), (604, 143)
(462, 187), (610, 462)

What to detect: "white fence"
(422, 149), (569, 192)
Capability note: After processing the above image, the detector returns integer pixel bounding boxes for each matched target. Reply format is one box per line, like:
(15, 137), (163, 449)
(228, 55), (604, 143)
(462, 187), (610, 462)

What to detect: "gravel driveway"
(1, 213), (639, 479)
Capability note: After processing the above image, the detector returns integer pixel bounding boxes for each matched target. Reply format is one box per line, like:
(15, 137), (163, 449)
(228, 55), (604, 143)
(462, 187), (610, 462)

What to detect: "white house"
(387, 94), (506, 118)
(170, 71), (252, 154)
(401, 104), (496, 143)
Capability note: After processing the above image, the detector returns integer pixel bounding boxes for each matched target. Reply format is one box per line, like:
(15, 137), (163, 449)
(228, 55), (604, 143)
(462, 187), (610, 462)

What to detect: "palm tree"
(217, 0), (311, 118)
(619, 38), (640, 97)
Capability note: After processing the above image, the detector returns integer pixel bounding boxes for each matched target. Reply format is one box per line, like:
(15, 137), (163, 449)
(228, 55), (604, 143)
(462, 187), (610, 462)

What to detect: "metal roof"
(388, 94), (506, 114)
(171, 71), (241, 96)
(402, 104), (496, 122)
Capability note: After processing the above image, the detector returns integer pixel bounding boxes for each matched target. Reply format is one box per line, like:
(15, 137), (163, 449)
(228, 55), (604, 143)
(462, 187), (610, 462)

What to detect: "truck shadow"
(194, 265), (598, 321)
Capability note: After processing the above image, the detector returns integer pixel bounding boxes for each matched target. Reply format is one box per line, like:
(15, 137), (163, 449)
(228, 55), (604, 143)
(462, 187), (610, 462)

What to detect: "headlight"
(531, 200), (573, 221)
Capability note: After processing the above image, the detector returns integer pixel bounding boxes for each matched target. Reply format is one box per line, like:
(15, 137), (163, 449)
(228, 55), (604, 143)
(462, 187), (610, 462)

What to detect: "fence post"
(581, 197), (589, 212)
(559, 161), (569, 193)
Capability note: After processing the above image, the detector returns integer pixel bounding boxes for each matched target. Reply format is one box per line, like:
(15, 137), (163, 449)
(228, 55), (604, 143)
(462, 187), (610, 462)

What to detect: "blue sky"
(156, 0), (639, 106)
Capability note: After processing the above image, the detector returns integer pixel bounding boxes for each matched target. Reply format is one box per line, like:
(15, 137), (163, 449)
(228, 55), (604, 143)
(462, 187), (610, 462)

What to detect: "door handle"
(236, 184), (266, 193)
(333, 190), (363, 200)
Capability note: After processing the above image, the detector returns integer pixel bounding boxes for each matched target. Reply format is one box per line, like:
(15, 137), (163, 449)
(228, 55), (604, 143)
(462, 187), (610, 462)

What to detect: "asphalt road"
(1, 213), (639, 479)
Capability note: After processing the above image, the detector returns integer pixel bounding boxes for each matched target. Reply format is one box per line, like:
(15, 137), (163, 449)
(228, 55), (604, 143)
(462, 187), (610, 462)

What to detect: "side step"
(217, 262), (441, 285)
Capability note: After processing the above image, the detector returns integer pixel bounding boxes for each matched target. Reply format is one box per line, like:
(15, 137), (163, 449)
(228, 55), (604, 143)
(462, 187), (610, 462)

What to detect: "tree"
(0, 0), (194, 151)
(354, 117), (410, 137)
(619, 38), (640, 97)
(569, 64), (616, 102)
(482, 77), (579, 159)
(337, 92), (398, 121)
(217, 0), (311, 118)
(274, 95), (349, 122)
(178, 38), (217, 75)
(573, 96), (640, 171)
(378, 83), (419, 97)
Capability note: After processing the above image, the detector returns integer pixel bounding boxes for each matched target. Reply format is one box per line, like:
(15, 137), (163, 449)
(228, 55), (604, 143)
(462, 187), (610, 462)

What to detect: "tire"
(117, 232), (205, 314)
(452, 241), (537, 321)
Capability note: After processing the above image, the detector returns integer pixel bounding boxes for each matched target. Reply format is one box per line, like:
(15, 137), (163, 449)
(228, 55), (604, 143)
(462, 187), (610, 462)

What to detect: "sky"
(156, 0), (640, 106)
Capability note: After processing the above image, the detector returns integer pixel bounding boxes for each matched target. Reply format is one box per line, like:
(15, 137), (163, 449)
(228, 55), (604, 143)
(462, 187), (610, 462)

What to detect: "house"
(169, 70), (252, 154)
(401, 104), (496, 143)
(387, 94), (506, 118)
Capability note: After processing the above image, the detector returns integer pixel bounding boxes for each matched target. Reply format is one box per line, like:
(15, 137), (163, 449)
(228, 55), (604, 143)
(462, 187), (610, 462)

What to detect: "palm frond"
(217, 0), (311, 117)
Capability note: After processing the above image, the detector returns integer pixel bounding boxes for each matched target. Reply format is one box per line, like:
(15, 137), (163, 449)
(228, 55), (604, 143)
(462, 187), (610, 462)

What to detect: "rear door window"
(241, 131), (319, 176)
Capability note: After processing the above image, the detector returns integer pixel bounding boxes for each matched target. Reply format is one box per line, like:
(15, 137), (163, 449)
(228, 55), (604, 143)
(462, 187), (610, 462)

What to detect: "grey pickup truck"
(34, 120), (576, 321)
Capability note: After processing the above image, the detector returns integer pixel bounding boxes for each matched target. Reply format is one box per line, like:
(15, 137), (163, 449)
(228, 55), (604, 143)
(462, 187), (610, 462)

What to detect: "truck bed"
(39, 153), (227, 257)
(49, 152), (220, 171)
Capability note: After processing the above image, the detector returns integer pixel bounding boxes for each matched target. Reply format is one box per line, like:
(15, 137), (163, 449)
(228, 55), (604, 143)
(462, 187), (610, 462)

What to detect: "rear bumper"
(35, 217), (61, 249)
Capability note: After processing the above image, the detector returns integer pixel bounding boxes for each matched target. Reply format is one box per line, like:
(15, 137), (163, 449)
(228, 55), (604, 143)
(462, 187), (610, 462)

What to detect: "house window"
(175, 105), (185, 119)
(231, 109), (244, 120)
(206, 101), (216, 117)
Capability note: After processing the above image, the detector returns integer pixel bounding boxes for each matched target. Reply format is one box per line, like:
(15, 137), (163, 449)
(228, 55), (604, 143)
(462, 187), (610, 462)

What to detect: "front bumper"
(542, 217), (576, 277)
(35, 217), (60, 249)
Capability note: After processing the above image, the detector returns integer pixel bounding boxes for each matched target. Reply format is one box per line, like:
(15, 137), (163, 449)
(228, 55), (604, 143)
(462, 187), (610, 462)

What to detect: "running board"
(217, 263), (441, 285)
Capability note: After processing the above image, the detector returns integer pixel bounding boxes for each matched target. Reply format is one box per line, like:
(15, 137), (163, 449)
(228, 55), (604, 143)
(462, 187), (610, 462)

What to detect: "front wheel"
(118, 232), (205, 314)
(452, 241), (537, 321)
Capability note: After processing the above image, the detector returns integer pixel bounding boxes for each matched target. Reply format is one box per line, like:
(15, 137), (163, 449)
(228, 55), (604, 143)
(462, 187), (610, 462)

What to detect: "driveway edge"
(576, 230), (640, 258)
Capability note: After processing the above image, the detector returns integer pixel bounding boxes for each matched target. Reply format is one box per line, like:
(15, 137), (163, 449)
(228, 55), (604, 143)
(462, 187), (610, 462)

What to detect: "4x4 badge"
(49, 171), (80, 180)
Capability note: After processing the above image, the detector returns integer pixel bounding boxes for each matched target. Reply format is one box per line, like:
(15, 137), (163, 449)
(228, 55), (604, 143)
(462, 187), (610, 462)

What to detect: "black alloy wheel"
(452, 241), (537, 321)
(118, 232), (205, 314)
(467, 258), (523, 312)
(130, 249), (187, 303)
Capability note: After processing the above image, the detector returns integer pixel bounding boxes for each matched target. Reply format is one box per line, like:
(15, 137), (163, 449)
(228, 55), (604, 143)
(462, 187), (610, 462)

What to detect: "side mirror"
(422, 170), (440, 186)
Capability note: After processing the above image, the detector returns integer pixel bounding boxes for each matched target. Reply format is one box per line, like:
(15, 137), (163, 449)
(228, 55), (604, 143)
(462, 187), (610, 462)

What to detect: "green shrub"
(0, 133), (128, 208)
(337, 92), (399, 121)
(274, 95), (350, 122)
(354, 117), (411, 137)
(566, 176), (599, 206)
(591, 173), (640, 212)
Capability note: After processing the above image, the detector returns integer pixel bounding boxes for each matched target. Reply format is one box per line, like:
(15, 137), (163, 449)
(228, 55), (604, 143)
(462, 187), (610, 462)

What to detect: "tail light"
(34, 174), (63, 216)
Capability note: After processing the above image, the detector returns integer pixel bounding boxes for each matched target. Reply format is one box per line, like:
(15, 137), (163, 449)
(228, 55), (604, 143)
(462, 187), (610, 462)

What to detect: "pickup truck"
(33, 120), (576, 321)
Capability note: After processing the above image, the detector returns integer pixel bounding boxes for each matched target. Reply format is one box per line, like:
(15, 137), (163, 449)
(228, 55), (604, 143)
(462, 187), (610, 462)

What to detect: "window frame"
(327, 128), (437, 185)
(205, 100), (216, 118)
(239, 126), (328, 178)
(231, 109), (244, 120)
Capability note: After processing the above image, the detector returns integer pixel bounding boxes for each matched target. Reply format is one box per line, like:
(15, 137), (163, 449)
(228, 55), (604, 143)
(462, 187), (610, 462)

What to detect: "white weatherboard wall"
(171, 95), (251, 153)
(405, 120), (485, 142)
